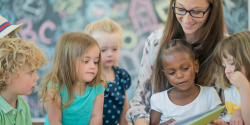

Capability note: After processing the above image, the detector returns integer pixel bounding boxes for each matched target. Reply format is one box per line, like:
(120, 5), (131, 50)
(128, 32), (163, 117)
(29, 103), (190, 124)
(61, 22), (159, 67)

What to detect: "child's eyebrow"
(84, 56), (99, 59)
(101, 46), (118, 48)
(164, 68), (174, 71)
(164, 62), (191, 70)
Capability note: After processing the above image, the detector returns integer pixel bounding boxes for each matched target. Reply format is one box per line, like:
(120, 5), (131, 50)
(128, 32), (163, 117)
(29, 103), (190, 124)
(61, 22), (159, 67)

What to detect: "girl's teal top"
(44, 83), (105, 125)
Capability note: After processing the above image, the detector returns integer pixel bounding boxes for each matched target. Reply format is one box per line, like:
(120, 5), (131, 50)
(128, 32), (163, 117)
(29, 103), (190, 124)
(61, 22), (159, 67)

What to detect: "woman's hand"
(207, 118), (228, 125)
(207, 110), (244, 125)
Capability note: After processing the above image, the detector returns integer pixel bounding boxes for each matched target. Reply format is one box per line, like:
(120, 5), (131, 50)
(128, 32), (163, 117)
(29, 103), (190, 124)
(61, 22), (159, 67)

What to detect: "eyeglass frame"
(172, 5), (211, 18)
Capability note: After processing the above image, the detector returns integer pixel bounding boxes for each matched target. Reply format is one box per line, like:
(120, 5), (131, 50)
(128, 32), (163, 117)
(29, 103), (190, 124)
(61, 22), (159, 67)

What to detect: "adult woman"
(126, 0), (225, 124)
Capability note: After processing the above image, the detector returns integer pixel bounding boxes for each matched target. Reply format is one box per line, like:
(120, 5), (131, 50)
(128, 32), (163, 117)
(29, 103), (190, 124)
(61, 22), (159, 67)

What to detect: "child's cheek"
(21, 83), (31, 92)
(101, 53), (106, 62)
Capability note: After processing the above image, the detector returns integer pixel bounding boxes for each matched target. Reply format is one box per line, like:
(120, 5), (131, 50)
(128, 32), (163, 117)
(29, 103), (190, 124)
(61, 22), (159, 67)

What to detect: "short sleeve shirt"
(103, 66), (131, 125)
(150, 85), (222, 123)
(223, 85), (241, 122)
(0, 95), (32, 125)
(44, 83), (105, 125)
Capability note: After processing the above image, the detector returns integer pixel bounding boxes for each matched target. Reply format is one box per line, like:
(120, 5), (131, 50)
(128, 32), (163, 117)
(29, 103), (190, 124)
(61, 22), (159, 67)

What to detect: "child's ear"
(194, 59), (199, 73)
(4, 76), (11, 84)
(4, 72), (12, 84)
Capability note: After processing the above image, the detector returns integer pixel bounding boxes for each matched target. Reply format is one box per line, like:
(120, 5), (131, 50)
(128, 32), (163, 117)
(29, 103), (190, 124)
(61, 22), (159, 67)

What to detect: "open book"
(169, 105), (226, 125)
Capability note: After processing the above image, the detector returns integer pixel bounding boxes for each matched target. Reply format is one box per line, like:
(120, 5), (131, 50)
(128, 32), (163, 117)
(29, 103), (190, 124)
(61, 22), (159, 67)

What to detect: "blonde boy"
(0, 38), (47, 125)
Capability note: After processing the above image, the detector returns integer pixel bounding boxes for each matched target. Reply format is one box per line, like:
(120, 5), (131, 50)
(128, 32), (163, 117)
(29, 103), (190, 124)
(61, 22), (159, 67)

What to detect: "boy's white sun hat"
(0, 15), (23, 38)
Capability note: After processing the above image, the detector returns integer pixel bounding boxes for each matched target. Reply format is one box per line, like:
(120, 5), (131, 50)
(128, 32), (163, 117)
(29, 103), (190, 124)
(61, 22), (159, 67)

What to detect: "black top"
(102, 66), (131, 125)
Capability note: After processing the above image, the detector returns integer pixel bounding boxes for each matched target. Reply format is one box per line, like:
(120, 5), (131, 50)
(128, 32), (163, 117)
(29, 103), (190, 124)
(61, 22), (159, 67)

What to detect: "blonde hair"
(0, 38), (47, 91)
(213, 30), (250, 89)
(84, 18), (123, 48)
(38, 32), (107, 111)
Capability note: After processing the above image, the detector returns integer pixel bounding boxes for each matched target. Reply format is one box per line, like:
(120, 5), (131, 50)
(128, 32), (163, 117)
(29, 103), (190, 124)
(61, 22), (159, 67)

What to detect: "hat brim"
(0, 23), (23, 38)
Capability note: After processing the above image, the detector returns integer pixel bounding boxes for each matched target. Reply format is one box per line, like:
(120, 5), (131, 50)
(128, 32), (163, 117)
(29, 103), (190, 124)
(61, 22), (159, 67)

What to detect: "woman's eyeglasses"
(172, 5), (210, 18)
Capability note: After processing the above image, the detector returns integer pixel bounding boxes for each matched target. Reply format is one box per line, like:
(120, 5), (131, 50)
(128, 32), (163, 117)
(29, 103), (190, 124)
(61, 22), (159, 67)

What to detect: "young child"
(0, 15), (23, 38)
(0, 38), (47, 125)
(85, 18), (131, 125)
(211, 30), (250, 125)
(38, 32), (107, 125)
(149, 39), (222, 125)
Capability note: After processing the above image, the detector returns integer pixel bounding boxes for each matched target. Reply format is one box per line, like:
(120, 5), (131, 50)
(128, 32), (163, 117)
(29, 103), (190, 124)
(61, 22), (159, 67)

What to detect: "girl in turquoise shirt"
(38, 32), (107, 125)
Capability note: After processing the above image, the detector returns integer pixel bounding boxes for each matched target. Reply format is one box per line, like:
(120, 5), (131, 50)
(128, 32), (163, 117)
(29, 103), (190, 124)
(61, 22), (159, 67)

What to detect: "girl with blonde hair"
(85, 18), (131, 125)
(39, 32), (107, 125)
(211, 30), (250, 125)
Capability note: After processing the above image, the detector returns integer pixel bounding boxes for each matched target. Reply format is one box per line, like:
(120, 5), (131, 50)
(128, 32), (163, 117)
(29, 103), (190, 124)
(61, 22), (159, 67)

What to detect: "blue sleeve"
(121, 69), (131, 90)
(46, 82), (61, 94)
(47, 82), (52, 88)
(96, 83), (105, 94)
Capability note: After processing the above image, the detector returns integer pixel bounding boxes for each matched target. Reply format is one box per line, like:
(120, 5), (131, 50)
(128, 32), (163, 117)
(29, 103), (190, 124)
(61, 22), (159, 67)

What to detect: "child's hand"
(230, 71), (249, 90)
(230, 110), (244, 125)
(206, 118), (228, 125)
(162, 118), (175, 125)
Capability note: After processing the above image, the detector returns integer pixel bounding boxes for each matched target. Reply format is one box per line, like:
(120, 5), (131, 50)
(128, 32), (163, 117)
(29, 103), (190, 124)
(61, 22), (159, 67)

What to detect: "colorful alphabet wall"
(0, 0), (248, 118)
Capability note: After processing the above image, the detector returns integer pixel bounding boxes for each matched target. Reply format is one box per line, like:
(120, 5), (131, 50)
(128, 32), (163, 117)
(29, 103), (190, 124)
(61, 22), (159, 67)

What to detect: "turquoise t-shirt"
(44, 83), (105, 125)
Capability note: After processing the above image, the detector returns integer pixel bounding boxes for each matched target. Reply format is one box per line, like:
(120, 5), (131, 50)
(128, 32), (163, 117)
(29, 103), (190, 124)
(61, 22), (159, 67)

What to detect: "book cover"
(169, 105), (226, 125)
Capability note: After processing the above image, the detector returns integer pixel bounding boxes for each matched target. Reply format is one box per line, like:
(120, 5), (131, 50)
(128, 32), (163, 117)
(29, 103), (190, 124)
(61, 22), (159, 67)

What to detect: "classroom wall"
(0, 0), (248, 120)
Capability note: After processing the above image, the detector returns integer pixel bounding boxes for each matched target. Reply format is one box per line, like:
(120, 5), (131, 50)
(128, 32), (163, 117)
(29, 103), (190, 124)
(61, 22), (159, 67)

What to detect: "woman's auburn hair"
(38, 32), (107, 111)
(213, 30), (250, 89)
(160, 0), (225, 86)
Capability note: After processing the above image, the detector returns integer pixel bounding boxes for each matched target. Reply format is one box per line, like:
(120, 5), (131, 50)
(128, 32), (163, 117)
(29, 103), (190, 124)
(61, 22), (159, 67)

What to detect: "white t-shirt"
(150, 85), (222, 123)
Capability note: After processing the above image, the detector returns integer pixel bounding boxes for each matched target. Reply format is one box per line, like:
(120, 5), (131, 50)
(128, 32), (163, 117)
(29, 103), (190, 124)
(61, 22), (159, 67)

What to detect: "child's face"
(8, 67), (39, 95)
(75, 45), (100, 83)
(221, 52), (246, 80)
(162, 51), (199, 91)
(91, 31), (120, 69)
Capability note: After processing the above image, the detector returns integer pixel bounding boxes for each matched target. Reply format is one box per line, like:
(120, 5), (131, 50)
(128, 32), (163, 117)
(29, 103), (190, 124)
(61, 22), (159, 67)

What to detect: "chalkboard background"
(0, 0), (248, 119)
